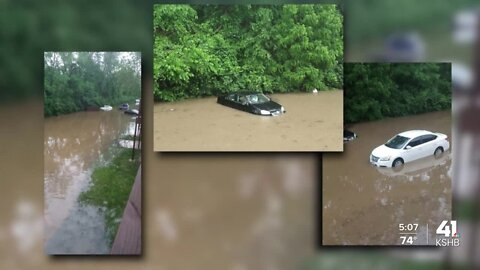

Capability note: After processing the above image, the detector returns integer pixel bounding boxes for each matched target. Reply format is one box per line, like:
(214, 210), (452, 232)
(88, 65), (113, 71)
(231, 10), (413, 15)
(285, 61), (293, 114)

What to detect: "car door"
(224, 94), (238, 108)
(421, 134), (438, 156)
(237, 95), (250, 112)
(403, 136), (424, 162)
(414, 135), (434, 160)
(231, 94), (248, 111)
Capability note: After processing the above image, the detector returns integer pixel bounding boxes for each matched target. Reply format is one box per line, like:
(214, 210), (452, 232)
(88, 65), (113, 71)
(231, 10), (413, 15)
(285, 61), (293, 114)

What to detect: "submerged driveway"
(154, 91), (343, 151)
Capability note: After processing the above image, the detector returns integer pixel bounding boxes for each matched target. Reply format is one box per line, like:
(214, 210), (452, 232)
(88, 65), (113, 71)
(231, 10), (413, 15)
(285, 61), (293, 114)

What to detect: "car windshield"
(246, 94), (270, 104)
(385, 135), (410, 149)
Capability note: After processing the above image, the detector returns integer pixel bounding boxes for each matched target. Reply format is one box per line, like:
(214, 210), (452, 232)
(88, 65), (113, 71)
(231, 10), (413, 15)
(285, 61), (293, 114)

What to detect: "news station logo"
(435, 220), (460, 247)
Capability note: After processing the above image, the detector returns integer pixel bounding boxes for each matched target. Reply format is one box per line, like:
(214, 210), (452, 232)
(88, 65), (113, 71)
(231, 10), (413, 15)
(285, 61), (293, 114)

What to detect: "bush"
(153, 4), (343, 102)
(344, 63), (451, 123)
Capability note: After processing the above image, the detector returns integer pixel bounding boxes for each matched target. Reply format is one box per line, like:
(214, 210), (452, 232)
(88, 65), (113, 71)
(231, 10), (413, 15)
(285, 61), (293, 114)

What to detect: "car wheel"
(392, 158), (404, 168)
(434, 147), (444, 158)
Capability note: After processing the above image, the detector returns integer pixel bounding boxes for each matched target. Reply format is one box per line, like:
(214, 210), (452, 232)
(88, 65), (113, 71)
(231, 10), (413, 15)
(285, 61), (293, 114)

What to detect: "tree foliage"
(153, 4), (343, 102)
(344, 63), (451, 123)
(44, 52), (141, 116)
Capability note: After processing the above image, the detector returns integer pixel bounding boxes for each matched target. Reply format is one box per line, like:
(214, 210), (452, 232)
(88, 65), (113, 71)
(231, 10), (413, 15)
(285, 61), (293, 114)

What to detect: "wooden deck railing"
(110, 166), (142, 255)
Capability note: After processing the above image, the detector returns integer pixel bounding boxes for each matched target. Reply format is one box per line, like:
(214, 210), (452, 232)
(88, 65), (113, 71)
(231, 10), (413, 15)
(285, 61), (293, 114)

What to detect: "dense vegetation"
(79, 148), (140, 245)
(345, 63), (451, 123)
(153, 4), (343, 102)
(44, 52), (141, 116)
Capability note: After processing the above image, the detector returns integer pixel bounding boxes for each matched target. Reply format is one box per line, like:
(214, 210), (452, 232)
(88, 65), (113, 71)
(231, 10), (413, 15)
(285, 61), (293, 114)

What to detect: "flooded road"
(44, 109), (133, 254)
(154, 91), (343, 151)
(323, 110), (452, 245)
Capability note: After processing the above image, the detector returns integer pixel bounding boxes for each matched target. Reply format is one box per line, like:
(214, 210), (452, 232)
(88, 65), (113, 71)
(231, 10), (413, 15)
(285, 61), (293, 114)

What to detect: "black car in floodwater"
(344, 129), (357, 142)
(217, 92), (286, 116)
(124, 109), (139, 115)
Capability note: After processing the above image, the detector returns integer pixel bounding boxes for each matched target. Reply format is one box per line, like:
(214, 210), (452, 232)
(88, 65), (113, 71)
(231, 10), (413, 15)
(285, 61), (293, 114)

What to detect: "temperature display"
(398, 223), (419, 245)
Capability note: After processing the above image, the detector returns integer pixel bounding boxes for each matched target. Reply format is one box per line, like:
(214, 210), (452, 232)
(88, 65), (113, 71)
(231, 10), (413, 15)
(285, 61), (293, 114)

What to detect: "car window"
(385, 135), (410, 149)
(423, 134), (437, 143)
(239, 96), (247, 104)
(406, 136), (423, 147)
(247, 94), (270, 104)
(227, 94), (237, 102)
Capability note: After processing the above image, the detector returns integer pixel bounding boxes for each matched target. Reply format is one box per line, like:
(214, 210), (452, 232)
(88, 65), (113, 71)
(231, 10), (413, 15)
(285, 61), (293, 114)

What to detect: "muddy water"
(44, 109), (133, 254)
(144, 153), (317, 269)
(1, 94), (317, 267)
(154, 91), (343, 151)
(323, 110), (452, 245)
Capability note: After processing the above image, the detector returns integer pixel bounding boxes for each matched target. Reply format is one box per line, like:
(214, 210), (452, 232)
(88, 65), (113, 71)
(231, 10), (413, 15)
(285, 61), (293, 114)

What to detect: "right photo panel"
(323, 63), (452, 245)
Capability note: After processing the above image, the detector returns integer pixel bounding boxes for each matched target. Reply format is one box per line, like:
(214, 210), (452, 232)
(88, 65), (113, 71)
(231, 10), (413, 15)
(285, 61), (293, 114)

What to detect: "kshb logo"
(435, 220), (460, 246)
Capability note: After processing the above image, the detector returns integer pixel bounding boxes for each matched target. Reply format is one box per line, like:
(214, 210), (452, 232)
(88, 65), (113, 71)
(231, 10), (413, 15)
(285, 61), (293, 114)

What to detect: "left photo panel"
(44, 52), (142, 255)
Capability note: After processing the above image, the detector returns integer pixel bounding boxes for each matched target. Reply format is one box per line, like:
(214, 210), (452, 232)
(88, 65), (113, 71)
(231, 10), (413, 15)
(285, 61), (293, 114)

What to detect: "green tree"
(344, 63), (451, 123)
(44, 52), (141, 117)
(153, 4), (343, 102)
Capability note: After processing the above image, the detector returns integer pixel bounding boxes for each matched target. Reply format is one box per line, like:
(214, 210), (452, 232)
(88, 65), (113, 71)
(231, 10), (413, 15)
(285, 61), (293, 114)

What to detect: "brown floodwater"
(323, 110), (452, 245)
(143, 153), (317, 269)
(44, 109), (134, 254)
(1, 78), (318, 268)
(154, 91), (343, 151)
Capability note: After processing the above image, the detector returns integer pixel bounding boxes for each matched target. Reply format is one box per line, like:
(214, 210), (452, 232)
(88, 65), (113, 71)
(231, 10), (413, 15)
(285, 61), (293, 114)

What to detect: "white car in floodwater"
(370, 130), (450, 168)
(100, 105), (112, 111)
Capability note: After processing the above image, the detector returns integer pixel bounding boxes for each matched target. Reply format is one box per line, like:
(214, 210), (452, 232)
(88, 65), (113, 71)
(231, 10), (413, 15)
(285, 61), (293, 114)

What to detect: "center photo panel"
(153, 4), (344, 152)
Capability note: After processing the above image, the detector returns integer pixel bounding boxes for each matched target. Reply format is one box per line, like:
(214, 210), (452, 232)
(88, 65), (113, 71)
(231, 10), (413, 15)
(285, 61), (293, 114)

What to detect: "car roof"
(397, 130), (432, 138)
(227, 91), (263, 96)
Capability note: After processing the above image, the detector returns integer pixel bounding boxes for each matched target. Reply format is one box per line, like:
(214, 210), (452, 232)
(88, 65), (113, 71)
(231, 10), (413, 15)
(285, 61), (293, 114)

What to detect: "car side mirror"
(405, 145), (412, 150)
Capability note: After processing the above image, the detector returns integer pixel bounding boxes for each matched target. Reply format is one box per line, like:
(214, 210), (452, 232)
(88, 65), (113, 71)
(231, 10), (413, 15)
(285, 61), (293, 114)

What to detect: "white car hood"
(371, 144), (399, 158)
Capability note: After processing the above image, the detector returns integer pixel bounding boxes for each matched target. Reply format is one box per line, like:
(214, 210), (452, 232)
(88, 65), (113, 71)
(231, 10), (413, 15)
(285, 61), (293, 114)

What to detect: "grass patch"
(79, 147), (140, 246)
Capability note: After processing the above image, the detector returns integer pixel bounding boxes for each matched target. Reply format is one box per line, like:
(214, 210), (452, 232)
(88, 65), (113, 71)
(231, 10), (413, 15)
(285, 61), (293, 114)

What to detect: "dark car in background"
(344, 129), (358, 142)
(217, 92), (286, 116)
(119, 103), (129, 110)
(124, 109), (139, 115)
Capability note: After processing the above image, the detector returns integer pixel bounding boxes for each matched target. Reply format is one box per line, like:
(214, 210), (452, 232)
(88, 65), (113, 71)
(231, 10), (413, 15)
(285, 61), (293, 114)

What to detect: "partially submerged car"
(119, 103), (129, 110)
(343, 129), (357, 142)
(370, 130), (450, 168)
(217, 92), (286, 116)
(124, 109), (139, 115)
(100, 105), (112, 111)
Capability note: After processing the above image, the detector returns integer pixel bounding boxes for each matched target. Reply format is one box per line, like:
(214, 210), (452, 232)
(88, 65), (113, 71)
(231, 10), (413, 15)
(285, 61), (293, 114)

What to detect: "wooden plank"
(110, 166), (142, 255)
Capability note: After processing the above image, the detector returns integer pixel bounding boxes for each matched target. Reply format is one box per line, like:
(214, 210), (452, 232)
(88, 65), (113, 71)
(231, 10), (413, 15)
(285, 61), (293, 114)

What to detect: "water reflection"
(323, 111), (452, 245)
(11, 200), (43, 254)
(375, 151), (450, 179)
(44, 110), (132, 253)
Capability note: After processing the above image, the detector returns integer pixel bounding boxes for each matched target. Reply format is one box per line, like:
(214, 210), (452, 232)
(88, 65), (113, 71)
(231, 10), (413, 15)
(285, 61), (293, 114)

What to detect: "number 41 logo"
(436, 220), (459, 238)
